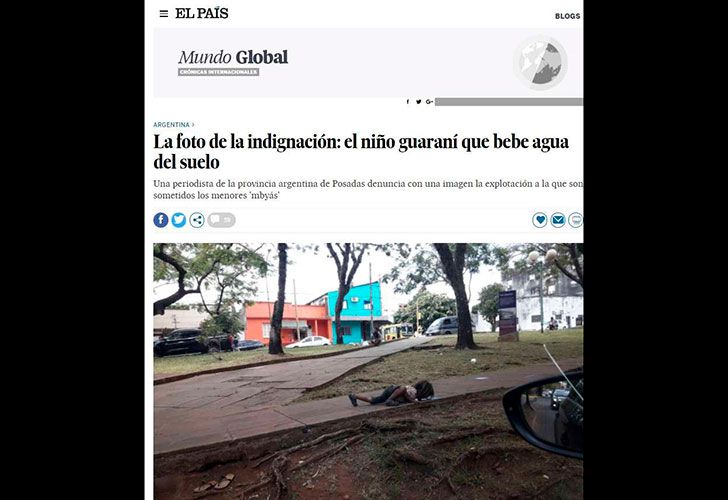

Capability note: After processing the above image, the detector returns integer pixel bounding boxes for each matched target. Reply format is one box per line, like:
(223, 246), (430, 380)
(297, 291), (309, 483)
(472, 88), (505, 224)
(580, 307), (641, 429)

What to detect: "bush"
(200, 311), (243, 336)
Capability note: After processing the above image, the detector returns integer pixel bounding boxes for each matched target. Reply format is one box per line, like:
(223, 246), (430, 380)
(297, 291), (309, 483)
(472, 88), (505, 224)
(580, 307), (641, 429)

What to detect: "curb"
(154, 337), (408, 386)
(153, 387), (506, 461)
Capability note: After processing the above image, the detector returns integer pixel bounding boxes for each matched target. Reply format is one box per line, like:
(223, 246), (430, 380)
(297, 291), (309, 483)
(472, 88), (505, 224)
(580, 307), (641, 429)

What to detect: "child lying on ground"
(348, 380), (434, 407)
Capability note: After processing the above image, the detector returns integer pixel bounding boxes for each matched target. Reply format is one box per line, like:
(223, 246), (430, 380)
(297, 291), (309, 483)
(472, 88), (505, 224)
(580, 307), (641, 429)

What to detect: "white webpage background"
(145, 1), (583, 496)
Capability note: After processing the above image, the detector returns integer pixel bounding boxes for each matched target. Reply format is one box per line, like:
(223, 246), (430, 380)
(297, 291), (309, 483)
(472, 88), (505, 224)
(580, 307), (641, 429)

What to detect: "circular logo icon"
(515, 37), (567, 90)
(190, 212), (205, 228)
(568, 212), (583, 228)
(153, 212), (168, 228)
(532, 212), (548, 228)
(551, 212), (566, 228)
(171, 212), (186, 228)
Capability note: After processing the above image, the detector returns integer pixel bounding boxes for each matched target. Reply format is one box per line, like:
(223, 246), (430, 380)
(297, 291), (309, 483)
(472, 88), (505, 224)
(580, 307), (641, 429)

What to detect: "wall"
(508, 271), (583, 299)
(516, 296), (584, 330)
(245, 318), (332, 345)
(246, 302), (330, 321)
(153, 309), (208, 333)
(245, 301), (331, 345)
(327, 282), (382, 317)
(332, 321), (363, 344)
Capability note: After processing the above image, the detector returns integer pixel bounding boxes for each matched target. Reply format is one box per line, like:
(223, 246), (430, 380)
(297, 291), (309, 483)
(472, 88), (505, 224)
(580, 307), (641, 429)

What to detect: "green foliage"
(473, 283), (505, 332)
(393, 288), (457, 330)
(497, 243), (583, 287)
(381, 244), (495, 293)
(153, 243), (269, 314)
(200, 310), (243, 336)
(154, 243), (267, 285)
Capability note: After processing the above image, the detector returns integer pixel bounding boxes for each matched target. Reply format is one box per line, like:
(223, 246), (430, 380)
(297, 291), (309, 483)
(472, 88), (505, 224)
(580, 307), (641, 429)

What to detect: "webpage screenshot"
(146, 1), (584, 497)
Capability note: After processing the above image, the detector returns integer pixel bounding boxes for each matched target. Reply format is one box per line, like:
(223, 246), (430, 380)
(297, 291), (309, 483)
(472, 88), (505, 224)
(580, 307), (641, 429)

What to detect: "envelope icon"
(552, 214), (564, 224)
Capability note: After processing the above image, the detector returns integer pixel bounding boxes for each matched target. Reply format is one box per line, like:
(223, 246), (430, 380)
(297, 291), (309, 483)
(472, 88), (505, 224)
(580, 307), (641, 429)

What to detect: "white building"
(153, 308), (207, 335)
(505, 271), (583, 331)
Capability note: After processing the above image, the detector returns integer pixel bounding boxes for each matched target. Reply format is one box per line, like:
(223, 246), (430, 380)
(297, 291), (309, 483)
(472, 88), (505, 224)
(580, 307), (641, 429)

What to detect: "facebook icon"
(153, 212), (169, 228)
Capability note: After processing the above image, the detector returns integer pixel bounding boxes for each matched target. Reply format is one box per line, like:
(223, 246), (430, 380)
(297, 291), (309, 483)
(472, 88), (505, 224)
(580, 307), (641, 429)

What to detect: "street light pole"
(528, 250), (546, 333)
(293, 278), (301, 340)
(265, 248), (272, 340)
(538, 261), (544, 333)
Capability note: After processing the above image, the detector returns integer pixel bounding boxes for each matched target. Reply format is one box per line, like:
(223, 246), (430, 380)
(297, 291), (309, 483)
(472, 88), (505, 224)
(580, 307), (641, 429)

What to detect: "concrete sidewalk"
(155, 356), (582, 456)
(155, 337), (431, 453)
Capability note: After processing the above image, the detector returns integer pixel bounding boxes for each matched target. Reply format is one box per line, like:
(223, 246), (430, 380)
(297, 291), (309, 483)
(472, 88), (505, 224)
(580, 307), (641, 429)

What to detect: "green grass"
(294, 328), (583, 402)
(154, 344), (360, 377)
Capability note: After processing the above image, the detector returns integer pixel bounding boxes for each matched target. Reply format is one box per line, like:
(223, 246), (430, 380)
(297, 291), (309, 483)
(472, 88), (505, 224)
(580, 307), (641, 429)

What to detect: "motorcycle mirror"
(502, 371), (583, 459)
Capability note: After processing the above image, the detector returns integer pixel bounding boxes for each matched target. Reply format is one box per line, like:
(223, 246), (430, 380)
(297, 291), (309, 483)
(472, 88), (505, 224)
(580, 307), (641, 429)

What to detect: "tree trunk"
(487, 315), (497, 333)
(153, 244), (220, 315)
(550, 243), (583, 289)
(326, 243), (367, 345)
(154, 290), (191, 316)
(153, 244), (197, 316)
(433, 244), (476, 349)
(334, 285), (347, 344)
(567, 244), (583, 288)
(451, 271), (476, 349)
(269, 243), (287, 354)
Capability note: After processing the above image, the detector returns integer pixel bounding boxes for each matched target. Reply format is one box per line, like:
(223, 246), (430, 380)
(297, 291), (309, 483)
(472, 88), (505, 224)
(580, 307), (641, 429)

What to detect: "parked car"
(550, 388), (571, 410)
(424, 316), (475, 336)
(503, 371), (583, 460)
(153, 328), (235, 357)
(236, 339), (265, 351)
(287, 335), (331, 348)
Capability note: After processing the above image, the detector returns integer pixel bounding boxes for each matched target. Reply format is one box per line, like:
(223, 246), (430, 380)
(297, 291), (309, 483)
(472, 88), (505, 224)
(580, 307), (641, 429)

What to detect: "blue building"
(309, 282), (387, 344)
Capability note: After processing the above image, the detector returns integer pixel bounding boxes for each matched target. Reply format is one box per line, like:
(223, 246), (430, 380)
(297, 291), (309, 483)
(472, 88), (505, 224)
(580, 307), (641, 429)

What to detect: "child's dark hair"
(414, 380), (434, 400)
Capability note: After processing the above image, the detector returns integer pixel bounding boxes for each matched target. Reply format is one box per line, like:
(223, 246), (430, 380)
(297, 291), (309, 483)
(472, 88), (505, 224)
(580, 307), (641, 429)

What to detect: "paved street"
(155, 337), (430, 453)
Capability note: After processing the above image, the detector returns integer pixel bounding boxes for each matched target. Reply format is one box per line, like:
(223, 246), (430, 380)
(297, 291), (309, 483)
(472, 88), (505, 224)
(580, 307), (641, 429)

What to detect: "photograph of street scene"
(153, 243), (584, 499)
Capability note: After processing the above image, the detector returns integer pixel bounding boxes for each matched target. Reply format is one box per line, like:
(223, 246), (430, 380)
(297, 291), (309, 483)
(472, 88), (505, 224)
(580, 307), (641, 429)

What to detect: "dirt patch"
(154, 390), (582, 499)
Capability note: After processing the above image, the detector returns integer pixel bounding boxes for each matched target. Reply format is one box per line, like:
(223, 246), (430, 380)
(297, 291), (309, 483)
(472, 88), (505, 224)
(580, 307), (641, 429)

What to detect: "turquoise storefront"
(327, 282), (386, 344)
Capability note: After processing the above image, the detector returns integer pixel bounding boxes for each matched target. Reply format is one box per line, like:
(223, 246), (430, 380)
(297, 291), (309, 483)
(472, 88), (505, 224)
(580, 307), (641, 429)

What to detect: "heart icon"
(416, 99), (422, 104)
(536, 215), (546, 224)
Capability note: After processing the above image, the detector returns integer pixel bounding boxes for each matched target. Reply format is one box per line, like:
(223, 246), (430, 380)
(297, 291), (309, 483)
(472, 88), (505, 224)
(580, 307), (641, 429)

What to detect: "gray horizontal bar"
(435, 97), (582, 106)
(178, 67), (260, 77)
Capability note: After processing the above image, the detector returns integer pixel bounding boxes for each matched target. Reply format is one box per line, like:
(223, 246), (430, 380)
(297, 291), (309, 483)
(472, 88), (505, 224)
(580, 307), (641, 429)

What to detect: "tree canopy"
(381, 243), (495, 297)
(383, 243), (496, 349)
(473, 283), (505, 332)
(498, 244), (583, 288)
(393, 288), (456, 331)
(153, 243), (268, 316)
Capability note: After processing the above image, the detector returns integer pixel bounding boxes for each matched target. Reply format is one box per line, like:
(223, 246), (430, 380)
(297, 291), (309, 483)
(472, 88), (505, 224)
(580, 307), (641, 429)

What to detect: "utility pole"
(416, 298), (420, 335)
(293, 278), (302, 340)
(369, 262), (374, 340)
(265, 248), (272, 339)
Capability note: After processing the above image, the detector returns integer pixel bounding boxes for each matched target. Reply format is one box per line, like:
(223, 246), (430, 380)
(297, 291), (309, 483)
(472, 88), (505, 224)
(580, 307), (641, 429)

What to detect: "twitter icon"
(171, 212), (187, 228)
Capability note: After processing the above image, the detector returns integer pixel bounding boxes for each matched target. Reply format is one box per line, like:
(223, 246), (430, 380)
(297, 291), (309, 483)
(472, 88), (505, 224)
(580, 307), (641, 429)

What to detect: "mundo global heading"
(178, 50), (289, 65)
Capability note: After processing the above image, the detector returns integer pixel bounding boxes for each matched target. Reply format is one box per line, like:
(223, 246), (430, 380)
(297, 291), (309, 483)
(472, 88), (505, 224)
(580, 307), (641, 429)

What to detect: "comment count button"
(208, 213), (236, 228)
